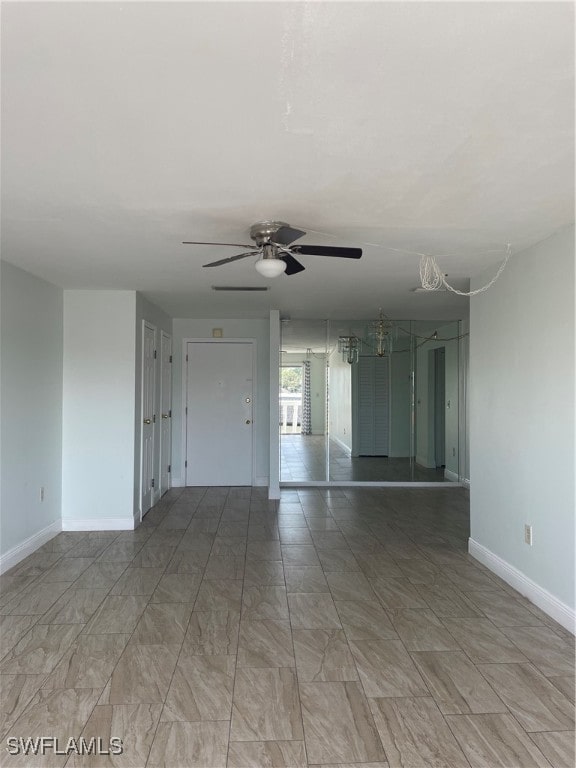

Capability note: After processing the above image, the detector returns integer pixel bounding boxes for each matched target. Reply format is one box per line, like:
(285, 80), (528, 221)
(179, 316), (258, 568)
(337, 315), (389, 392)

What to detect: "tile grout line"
(286, 494), (310, 768)
(219, 485), (243, 768)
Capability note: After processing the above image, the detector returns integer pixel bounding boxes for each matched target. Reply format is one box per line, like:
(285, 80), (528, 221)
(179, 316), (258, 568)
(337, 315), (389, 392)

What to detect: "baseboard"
(281, 481), (461, 488)
(170, 477), (265, 489)
(0, 519), (62, 575)
(62, 517), (135, 531)
(331, 436), (352, 456)
(444, 468), (460, 483)
(416, 454), (434, 469)
(469, 538), (575, 634)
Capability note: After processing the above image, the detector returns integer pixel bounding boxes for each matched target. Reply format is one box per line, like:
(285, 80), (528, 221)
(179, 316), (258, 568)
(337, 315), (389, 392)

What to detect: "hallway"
(1, 487), (574, 767)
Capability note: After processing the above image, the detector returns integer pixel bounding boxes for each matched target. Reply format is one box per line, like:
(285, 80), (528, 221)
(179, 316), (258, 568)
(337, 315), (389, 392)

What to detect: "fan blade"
(203, 252), (257, 268)
(273, 226), (306, 246)
(279, 254), (306, 275)
(295, 245), (362, 258)
(183, 241), (254, 248)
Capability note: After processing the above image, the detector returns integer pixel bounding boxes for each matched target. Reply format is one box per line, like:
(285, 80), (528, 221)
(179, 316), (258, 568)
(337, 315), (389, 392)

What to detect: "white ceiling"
(2, 2), (573, 320)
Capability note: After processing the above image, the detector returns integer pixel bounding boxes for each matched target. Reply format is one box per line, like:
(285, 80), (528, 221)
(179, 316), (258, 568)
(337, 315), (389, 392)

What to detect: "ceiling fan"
(183, 220), (362, 277)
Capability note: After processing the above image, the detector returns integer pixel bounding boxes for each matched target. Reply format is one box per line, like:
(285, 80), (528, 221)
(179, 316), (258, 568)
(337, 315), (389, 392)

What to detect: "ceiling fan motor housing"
(249, 221), (289, 247)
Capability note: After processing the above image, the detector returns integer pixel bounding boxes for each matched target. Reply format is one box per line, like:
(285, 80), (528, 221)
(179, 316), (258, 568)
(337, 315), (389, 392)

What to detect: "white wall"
(171, 318), (270, 486)
(329, 348), (352, 453)
(470, 225), (575, 623)
(62, 291), (137, 528)
(134, 293), (172, 515)
(1, 262), (63, 566)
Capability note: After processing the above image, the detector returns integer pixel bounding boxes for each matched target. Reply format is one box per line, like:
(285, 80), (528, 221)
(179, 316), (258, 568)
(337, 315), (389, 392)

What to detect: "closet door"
(141, 323), (156, 515)
(356, 356), (390, 455)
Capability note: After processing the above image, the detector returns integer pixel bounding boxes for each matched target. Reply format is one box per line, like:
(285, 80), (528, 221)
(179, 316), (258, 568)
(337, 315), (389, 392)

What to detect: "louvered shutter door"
(357, 356), (389, 455)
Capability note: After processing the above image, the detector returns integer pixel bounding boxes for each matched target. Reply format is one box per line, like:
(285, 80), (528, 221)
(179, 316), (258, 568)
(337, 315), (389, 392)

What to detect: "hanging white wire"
(304, 226), (512, 298)
(419, 243), (512, 296)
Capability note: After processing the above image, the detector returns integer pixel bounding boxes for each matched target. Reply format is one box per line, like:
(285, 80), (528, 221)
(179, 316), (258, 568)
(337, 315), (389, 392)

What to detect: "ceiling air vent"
(211, 286), (269, 292)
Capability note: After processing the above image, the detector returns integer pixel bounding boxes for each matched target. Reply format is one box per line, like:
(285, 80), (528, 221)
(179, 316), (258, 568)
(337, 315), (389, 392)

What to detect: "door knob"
(143, 418), (151, 424)
(161, 414), (169, 419)
(245, 419), (251, 424)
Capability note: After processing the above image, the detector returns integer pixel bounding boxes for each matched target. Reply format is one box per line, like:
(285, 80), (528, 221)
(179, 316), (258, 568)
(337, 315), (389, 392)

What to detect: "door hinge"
(153, 414), (156, 423)
(185, 407), (188, 415)
(185, 460), (188, 468)
(186, 354), (188, 362)
(151, 478), (155, 488)
(154, 350), (157, 359)
(169, 409), (172, 418)
(168, 464), (171, 473)
(169, 355), (173, 363)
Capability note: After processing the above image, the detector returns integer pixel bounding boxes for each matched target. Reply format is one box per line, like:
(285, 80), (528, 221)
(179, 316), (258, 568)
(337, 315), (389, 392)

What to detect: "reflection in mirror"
(413, 319), (461, 483)
(280, 316), (462, 484)
(280, 320), (328, 481)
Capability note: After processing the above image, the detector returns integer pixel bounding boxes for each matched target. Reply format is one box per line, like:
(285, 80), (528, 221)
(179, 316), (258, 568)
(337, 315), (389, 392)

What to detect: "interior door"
(186, 341), (253, 485)
(160, 331), (172, 496)
(141, 323), (156, 515)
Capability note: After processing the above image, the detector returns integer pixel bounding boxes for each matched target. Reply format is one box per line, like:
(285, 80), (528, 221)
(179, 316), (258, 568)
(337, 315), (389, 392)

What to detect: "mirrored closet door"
(280, 316), (462, 484)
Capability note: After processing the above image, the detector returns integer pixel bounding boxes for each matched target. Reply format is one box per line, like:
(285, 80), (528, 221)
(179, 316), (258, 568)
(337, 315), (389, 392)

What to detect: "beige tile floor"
(0, 486), (574, 767)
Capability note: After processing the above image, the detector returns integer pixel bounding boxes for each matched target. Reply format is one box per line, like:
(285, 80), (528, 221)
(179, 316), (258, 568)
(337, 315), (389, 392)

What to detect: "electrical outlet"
(524, 524), (533, 546)
(40, 487), (45, 502)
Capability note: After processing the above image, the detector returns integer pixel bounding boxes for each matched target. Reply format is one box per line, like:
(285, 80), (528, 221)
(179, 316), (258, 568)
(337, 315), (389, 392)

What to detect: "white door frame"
(140, 321), (157, 520)
(181, 338), (257, 486)
(160, 330), (173, 496)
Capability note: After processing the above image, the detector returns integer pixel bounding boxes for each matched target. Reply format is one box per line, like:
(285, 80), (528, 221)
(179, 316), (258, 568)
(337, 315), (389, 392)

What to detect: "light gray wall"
(329, 348), (352, 452)
(134, 293), (172, 515)
(459, 314), (470, 484)
(470, 225), (575, 610)
(171, 318), (270, 486)
(1, 262), (63, 557)
(62, 290), (137, 525)
(389, 337), (411, 457)
(269, 311), (281, 498)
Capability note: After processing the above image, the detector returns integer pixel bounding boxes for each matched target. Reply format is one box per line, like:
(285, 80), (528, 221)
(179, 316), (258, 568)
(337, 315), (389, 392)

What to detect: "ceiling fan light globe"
(255, 258), (287, 278)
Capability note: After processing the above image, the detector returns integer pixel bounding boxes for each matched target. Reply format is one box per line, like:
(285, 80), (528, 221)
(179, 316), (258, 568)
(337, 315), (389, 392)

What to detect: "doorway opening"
(431, 346), (446, 469)
(280, 365), (303, 434)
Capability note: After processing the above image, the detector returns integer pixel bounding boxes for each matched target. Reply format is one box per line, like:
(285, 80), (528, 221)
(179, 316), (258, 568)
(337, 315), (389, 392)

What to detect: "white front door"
(186, 341), (254, 486)
(160, 331), (172, 496)
(141, 323), (156, 514)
